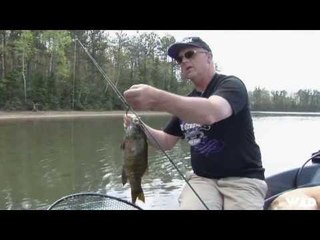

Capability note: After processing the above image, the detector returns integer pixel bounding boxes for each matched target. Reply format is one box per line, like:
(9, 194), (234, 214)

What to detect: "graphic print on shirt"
(180, 122), (225, 156)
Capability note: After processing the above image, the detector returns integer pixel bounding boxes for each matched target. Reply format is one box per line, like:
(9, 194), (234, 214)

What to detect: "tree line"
(0, 30), (319, 112)
(249, 88), (320, 112)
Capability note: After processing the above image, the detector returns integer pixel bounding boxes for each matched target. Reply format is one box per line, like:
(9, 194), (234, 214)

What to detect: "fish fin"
(131, 189), (145, 204)
(137, 192), (145, 203)
(131, 192), (145, 204)
(121, 169), (127, 185)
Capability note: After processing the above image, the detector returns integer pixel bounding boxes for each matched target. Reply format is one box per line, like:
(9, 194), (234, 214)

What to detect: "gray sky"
(113, 30), (320, 93)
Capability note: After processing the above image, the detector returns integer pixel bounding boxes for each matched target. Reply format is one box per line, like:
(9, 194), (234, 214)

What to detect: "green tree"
(14, 30), (34, 104)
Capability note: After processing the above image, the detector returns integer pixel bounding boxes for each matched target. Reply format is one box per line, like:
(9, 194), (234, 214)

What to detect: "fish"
(120, 116), (148, 204)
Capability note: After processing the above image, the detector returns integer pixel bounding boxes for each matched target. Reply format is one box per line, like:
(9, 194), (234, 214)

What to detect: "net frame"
(47, 192), (143, 210)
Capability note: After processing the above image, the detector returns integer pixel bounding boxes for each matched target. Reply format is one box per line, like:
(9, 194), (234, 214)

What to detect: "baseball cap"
(167, 36), (212, 60)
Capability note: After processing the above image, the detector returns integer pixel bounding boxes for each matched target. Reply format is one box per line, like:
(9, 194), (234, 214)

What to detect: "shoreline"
(0, 110), (170, 121)
(1, 110), (319, 121)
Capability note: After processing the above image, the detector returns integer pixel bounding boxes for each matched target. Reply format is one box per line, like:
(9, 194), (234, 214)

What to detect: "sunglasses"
(176, 49), (208, 64)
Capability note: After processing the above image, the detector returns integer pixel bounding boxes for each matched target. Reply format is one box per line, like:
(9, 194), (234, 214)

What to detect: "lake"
(0, 111), (320, 210)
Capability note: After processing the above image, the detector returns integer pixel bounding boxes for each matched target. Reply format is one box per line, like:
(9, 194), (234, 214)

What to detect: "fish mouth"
(132, 117), (140, 124)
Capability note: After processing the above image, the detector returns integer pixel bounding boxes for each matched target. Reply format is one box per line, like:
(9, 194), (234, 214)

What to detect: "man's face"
(177, 47), (210, 80)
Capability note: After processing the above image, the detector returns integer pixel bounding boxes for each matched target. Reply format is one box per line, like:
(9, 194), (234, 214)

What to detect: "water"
(0, 112), (319, 210)
(253, 113), (320, 176)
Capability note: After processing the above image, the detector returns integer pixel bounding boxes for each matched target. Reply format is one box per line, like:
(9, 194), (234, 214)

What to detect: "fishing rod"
(74, 38), (210, 210)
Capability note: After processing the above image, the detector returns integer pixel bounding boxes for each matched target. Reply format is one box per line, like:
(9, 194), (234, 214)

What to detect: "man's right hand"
(123, 84), (161, 111)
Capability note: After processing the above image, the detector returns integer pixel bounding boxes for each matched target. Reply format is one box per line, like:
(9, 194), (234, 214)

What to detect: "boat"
(264, 150), (320, 209)
(48, 150), (320, 210)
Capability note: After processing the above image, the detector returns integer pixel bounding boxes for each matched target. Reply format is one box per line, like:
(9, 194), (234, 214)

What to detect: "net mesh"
(47, 192), (142, 210)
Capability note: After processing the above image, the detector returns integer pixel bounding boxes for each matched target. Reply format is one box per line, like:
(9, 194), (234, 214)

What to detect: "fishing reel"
(311, 150), (320, 164)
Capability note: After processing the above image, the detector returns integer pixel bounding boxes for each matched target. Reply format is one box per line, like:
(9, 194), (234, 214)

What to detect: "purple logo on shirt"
(194, 137), (225, 156)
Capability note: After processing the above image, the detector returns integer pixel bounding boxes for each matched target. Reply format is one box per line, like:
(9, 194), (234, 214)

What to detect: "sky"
(112, 30), (320, 94)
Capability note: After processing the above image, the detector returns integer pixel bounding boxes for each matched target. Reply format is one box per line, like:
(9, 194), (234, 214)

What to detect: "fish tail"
(137, 191), (145, 203)
(131, 186), (145, 203)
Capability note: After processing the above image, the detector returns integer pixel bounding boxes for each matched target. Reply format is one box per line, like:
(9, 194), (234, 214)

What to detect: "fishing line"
(75, 38), (129, 109)
(75, 38), (209, 210)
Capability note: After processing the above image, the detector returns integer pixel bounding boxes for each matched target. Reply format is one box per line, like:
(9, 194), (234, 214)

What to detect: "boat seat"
(264, 183), (320, 210)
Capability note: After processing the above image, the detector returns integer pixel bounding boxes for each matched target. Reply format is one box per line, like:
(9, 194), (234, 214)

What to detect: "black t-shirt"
(164, 73), (265, 180)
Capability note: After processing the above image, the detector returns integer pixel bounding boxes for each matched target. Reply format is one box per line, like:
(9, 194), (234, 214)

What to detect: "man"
(123, 36), (267, 210)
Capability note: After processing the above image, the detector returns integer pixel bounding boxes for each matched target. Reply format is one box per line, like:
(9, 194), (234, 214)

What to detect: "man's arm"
(143, 124), (180, 151)
(156, 90), (232, 124)
(124, 84), (232, 125)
